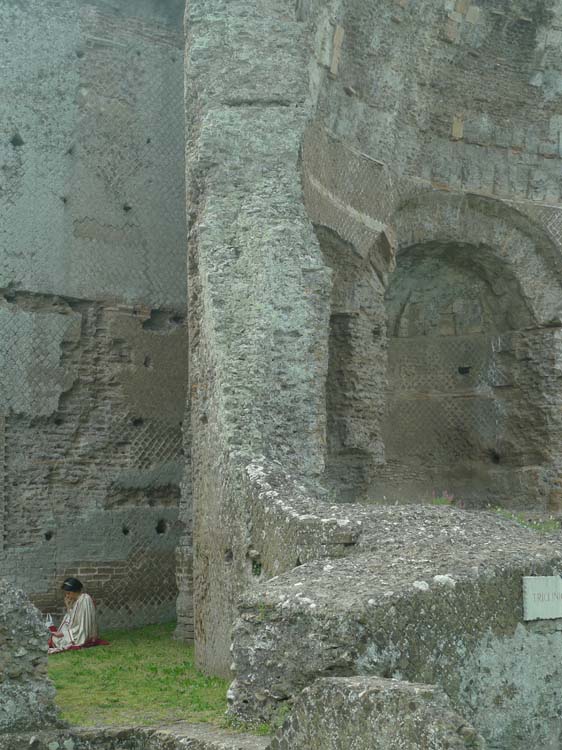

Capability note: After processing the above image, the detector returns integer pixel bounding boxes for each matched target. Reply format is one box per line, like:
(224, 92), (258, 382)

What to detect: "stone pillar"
(184, 0), (332, 674)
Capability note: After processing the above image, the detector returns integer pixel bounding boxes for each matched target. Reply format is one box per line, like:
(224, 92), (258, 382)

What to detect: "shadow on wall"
(316, 224), (387, 503)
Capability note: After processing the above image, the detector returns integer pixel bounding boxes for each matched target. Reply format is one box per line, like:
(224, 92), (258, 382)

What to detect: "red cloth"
(48, 624), (109, 653)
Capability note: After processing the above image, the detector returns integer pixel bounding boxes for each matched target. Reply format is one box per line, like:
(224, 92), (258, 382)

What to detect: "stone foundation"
(228, 463), (562, 750)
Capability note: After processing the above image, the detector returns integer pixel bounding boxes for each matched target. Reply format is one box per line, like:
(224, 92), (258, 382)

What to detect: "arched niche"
(376, 192), (562, 509)
(380, 240), (543, 507)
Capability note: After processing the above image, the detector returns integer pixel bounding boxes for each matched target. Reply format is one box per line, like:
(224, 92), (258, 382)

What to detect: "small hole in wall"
(146, 137), (151, 144)
(143, 355), (152, 368)
(490, 450), (501, 464)
(76, 49), (85, 58)
(295, 557), (302, 567)
(156, 519), (167, 534)
(10, 132), (24, 148)
(123, 203), (132, 212)
(61, 196), (68, 204)
(458, 366), (471, 375)
(122, 525), (130, 536)
(131, 417), (144, 427)
(44, 531), (53, 541)
(54, 416), (63, 425)
(66, 145), (74, 156)
(224, 549), (233, 563)
(142, 309), (173, 331)
(200, 414), (208, 424)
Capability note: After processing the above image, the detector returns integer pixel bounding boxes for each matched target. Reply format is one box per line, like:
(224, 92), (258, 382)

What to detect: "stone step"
(143, 722), (271, 749)
(0, 724), (271, 750)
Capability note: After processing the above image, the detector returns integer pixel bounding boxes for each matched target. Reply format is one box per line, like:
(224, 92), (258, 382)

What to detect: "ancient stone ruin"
(2, 0), (562, 748)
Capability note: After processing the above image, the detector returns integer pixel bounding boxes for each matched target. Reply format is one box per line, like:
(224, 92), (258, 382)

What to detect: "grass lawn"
(48, 622), (230, 728)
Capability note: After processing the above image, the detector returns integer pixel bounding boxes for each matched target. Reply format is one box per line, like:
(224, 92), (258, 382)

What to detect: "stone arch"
(392, 191), (562, 326)
(376, 190), (562, 509)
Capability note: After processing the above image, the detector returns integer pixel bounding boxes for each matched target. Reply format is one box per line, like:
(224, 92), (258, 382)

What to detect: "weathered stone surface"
(0, 298), (187, 629)
(0, 724), (269, 750)
(5, 0), (562, 746)
(228, 485), (562, 749)
(184, 0), (332, 668)
(269, 677), (485, 750)
(301, 0), (562, 504)
(0, 581), (58, 732)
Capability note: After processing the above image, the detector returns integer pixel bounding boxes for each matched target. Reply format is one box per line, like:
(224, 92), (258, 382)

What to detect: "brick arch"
(391, 190), (562, 326)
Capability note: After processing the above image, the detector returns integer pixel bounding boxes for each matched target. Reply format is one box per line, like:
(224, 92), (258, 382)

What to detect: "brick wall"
(0, 0), (188, 628)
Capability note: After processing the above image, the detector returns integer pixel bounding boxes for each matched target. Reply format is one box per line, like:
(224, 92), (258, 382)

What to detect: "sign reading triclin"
(523, 576), (562, 621)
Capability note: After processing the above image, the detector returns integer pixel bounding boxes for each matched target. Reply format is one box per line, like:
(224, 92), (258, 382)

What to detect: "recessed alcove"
(317, 225), (387, 503)
(376, 241), (546, 508)
(319, 223), (557, 508)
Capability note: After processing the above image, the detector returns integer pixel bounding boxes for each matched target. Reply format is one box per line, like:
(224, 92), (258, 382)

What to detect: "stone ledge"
(245, 456), (562, 583)
(231, 459), (562, 749)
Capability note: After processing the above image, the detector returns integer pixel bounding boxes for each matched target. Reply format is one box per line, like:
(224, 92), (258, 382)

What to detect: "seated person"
(48, 577), (98, 654)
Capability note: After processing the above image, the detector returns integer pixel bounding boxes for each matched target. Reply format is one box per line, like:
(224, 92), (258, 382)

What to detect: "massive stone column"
(184, 0), (333, 674)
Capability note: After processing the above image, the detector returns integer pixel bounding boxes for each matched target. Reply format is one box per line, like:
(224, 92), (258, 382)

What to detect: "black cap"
(61, 577), (83, 592)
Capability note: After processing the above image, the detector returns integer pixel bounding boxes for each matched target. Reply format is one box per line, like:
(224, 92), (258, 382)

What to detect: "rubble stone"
(0, 581), (58, 732)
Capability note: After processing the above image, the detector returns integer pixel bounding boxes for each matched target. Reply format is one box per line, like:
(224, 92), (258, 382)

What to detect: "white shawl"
(49, 593), (98, 653)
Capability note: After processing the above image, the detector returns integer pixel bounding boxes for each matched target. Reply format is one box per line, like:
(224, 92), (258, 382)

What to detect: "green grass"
(493, 508), (562, 534)
(430, 496), (455, 506)
(48, 622), (230, 728)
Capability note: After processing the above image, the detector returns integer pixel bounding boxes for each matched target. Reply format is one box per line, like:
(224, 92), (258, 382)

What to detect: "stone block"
(229, 502), (562, 750)
(270, 677), (485, 749)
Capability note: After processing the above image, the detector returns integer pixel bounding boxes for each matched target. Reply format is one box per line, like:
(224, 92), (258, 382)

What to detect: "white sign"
(523, 576), (562, 621)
